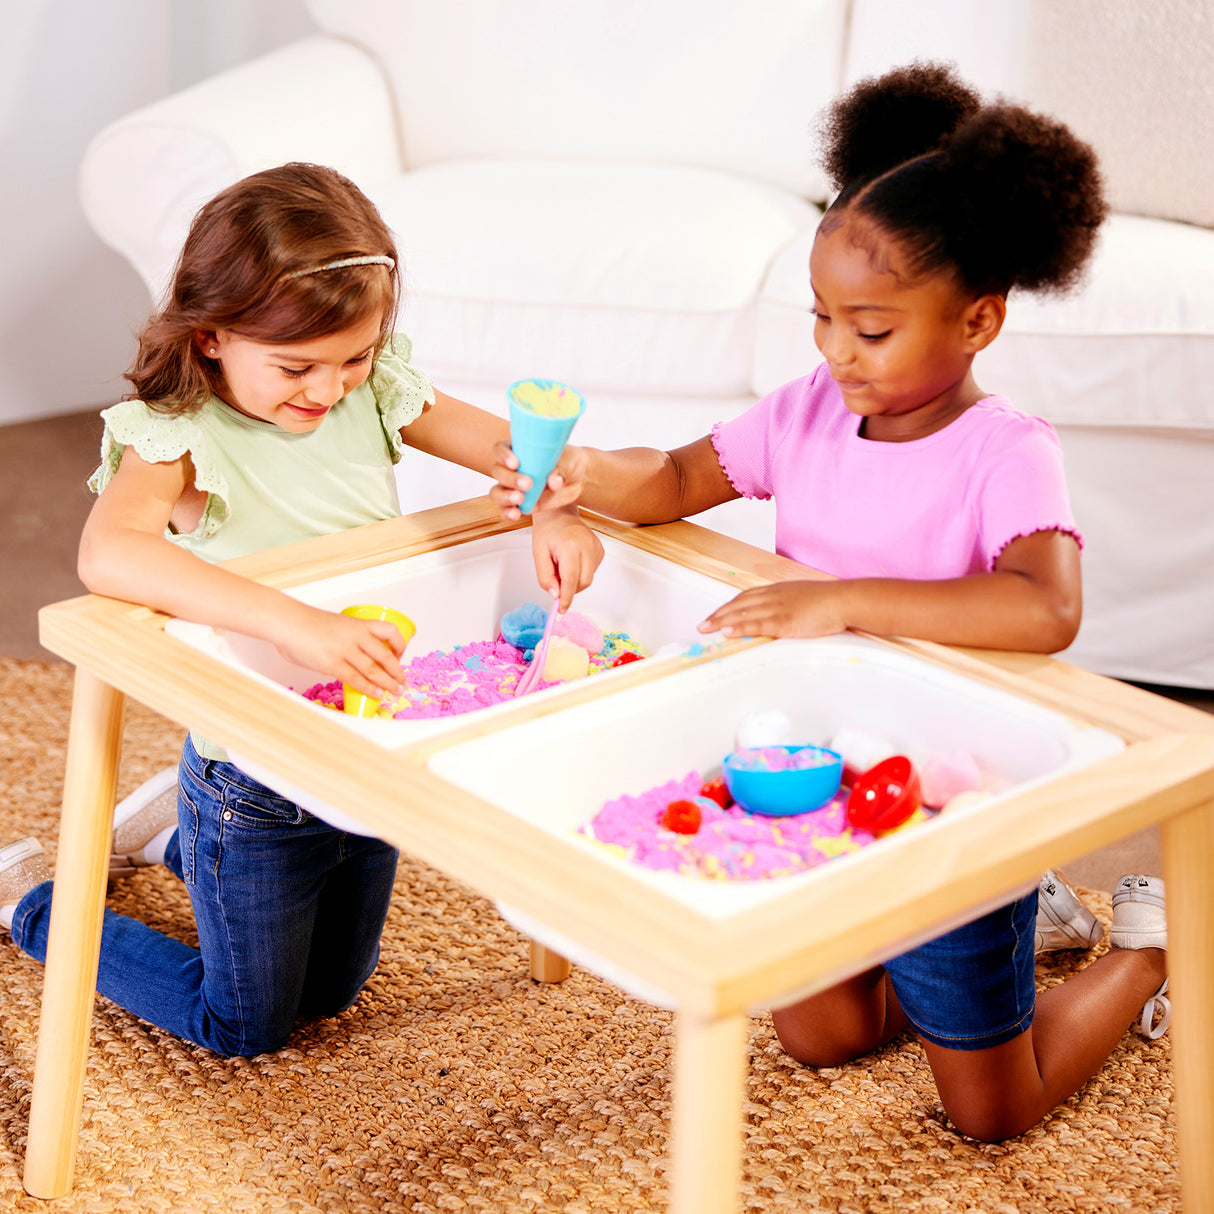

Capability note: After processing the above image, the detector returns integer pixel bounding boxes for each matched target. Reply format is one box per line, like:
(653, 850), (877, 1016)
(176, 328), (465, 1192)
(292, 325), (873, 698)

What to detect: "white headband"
(287, 255), (395, 279)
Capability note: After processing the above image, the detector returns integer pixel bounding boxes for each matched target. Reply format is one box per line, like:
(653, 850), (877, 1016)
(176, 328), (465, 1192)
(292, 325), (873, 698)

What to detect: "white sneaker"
(0, 837), (51, 931)
(111, 767), (179, 876)
(1109, 874), (1169, 1039)
(1035, 869), (1104, 953)
(1109, 874), (1167, 950)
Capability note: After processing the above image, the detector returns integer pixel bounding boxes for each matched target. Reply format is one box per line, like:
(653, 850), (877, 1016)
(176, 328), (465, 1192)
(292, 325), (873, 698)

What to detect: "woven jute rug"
(0, 658), (1177, 1212)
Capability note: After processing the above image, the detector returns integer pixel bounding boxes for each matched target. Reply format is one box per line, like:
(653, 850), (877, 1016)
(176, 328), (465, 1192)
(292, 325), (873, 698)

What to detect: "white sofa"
(79, 0), (1214, 689)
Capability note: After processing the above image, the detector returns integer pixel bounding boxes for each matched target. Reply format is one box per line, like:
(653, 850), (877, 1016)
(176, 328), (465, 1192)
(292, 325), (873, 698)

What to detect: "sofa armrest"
(79, 35), (402, 301)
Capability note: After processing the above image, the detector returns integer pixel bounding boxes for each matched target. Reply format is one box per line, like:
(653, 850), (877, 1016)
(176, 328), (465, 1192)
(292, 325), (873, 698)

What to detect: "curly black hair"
(817, 62), (1107, 296)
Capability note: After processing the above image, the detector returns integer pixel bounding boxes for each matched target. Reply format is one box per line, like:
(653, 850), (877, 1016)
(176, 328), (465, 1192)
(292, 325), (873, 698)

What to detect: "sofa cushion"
(752, 221), (821, 396)
(307, 0), (845, 201)
(753, 214), (1214, 432)
(981, 216), (1214, 430)
(1045, 425), (1214, 688)
(79, 36), (402, 301)
(374, 160), (818, 395)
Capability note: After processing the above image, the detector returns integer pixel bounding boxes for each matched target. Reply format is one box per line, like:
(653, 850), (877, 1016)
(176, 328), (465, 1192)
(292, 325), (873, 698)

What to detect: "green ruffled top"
(89, 335), (433, 564)
(88, 334), (434, 761)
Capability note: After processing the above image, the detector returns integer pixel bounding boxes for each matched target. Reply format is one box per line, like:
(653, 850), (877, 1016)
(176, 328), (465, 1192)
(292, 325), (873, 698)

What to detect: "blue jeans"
(13, 738), (398, 1056)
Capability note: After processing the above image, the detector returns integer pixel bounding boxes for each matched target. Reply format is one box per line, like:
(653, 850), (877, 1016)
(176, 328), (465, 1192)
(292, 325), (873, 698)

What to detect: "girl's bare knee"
(772, 968), (899, 1067)
(772, 1011), (874, 1068)
(942, 1100), (1037, 1143)
(779, 1037), (864, 1068)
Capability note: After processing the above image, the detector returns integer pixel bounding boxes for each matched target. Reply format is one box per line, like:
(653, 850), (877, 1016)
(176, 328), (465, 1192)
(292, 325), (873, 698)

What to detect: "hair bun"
(941, 106), (1107, 293)
(818, 63), (1108, 297)
(819, 61), (983, 193)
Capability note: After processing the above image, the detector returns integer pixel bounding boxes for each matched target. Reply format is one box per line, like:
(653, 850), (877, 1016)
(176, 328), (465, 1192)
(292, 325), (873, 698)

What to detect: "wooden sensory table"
(26, 498), (1214, 1213)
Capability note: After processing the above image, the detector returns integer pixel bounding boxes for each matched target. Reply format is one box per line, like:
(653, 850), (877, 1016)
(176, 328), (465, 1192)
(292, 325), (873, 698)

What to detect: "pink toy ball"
(846, 755), (922, 835)
(920, 750), (983, 809)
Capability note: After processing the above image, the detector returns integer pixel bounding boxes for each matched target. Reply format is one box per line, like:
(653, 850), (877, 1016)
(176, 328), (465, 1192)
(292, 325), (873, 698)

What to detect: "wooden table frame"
(25, 499), (1214, 1212)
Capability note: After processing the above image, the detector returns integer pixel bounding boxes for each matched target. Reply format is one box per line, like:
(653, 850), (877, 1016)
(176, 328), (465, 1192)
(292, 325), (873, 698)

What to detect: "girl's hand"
(530, 505), (604, 610)
(698, 581), (847, 640)
(275, 602), (409, 699)
(698, 529), (1081, 653)
(489, 441), (588, 521)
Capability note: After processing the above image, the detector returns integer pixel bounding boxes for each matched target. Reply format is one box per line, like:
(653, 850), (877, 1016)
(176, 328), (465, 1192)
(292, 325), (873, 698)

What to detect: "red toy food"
(846, 755), (922, 834)
(660, 798), (703, 834)
(612, 651), (643, 667)
(699, 775), (733, 809)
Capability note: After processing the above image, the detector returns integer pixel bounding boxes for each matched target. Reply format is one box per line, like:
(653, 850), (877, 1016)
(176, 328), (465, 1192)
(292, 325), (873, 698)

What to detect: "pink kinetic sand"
(581, 770), (885, 881)
(580, 741), (987, 881)
(300, 610), (642, 719)
(728, 746), (839, 771)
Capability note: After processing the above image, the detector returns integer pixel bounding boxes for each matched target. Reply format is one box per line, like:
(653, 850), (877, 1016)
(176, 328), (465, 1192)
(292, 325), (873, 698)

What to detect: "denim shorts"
(883, 890), (1037, 1051)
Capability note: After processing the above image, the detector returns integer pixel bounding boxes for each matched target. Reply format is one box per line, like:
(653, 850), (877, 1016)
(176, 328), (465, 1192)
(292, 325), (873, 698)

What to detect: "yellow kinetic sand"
(507, 378), (586, 512)
(509, 379), (584, 418)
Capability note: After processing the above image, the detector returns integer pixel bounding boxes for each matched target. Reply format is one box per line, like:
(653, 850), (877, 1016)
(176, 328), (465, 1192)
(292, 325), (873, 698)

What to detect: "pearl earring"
(208, 347), (217, 356)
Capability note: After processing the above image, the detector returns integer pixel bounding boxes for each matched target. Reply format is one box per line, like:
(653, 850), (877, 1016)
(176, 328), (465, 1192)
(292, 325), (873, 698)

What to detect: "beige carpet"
(0, 658), (1177, 1212)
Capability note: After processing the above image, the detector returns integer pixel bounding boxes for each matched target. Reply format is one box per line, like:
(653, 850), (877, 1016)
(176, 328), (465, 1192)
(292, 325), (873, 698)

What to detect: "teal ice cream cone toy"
(508, 378), (585, 513)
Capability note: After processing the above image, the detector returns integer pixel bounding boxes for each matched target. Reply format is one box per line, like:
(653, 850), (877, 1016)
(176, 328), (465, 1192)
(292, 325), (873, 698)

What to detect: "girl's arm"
(400, 388), (606, 609)
(400, 388), (513, 471)
(700, 529), (1082, 654)
(491, 434), (742, 524)
(78, 451), (409, 699)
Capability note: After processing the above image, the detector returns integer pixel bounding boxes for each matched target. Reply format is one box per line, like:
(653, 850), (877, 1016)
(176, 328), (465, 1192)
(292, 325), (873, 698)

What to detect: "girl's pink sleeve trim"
(987, 525), (1084, 571)
(710, 419), (773, 501)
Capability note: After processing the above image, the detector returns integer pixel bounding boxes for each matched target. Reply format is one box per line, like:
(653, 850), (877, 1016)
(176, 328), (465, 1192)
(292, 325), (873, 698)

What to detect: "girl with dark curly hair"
(490, 62), (1169, 1140)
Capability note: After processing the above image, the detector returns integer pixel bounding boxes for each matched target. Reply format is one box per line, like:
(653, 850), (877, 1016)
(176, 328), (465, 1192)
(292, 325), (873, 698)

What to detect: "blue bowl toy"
(723, 745), (844, 817)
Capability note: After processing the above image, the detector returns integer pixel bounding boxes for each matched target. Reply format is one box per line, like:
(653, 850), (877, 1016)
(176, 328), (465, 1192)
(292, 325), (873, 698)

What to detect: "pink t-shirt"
(711, 362), (1081, 580)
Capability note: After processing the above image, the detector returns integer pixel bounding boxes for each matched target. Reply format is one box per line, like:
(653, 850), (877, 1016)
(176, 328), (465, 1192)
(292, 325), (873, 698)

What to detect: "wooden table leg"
(23, 670), (125, 1199)
(529, 940), (572, 983)
(669, 1009), (748, 1214)
(1160, 796), (1214, 1214)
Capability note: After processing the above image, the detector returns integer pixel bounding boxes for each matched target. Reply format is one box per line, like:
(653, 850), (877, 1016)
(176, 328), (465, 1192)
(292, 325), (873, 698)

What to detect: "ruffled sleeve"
(372, 333), (436, 462)
(87, 399), (232, 539)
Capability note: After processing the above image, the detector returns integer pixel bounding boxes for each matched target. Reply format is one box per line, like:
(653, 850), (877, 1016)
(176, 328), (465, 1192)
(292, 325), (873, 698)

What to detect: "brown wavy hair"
(126, 163), (401, 413)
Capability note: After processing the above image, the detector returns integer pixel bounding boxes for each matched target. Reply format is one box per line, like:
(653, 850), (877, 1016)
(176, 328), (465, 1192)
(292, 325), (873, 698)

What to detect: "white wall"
(0, 0), (316, 427)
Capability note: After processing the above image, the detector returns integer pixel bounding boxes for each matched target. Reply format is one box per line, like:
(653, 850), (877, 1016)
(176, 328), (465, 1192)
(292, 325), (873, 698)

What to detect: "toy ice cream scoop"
(541, 635), (590, 682)
(508, 378), (585, 513)
(340, 604), (416, 716)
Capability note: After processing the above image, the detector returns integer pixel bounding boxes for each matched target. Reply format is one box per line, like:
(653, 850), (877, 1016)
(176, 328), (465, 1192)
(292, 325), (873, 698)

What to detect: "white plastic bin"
(425, 635), (1124, 1004)
(164, 529), (740, 827)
